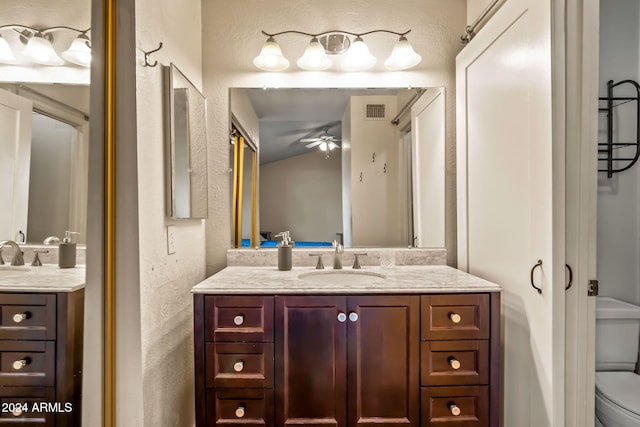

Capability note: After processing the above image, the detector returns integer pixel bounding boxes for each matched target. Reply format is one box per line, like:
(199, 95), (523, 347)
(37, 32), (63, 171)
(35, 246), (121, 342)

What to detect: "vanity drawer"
(0, 387), (55, 426)
(205, 296), (274, 342)
(421, 294), (489, 340)
(0, 341), (55, 387)
(421, 385), (489, 426)
(421, 340), (489, 386)
(206, 388), (274, 427)
(0, 294), (57, 341)
(206, 342), (274, 388)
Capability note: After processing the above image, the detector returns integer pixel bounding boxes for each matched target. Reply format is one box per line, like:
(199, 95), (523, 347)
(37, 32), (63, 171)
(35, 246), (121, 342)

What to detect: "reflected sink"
(298, 270), (386, 286)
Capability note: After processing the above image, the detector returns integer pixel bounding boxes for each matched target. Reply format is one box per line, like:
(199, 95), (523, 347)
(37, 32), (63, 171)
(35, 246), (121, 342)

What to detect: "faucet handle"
(309, 253), (325, 269)
(352, 253), (368, 269)
(31, 250), (48, 267)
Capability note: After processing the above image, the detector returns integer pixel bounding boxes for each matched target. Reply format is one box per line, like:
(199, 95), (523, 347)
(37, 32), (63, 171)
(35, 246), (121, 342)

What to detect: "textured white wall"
(202, 0), (466, 270)
(135, 0), (204, 425)
(598, 0), (640, 305)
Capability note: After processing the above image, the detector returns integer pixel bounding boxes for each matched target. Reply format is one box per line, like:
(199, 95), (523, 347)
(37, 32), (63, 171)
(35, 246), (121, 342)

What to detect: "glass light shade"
(328, 142), (337, 150)
(384, 36), (422, 70)
(297, 37), (332, 71)
(253, 37), (289, 71)
(342, 36), (376, 71)
(0, 35), (17, 64)
(62, 34), (91, 67)
(23, 33), (64, 65)
(319, 142), (328, 151)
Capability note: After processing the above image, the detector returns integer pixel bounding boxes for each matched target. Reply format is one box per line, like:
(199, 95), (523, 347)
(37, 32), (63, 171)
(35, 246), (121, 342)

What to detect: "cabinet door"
(275, 296), (347, 427)
(347, 296), (419, 426)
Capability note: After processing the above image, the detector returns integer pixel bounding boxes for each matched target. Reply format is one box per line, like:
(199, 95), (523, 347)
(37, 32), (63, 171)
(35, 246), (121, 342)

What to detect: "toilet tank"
(596, 297), (640, 371)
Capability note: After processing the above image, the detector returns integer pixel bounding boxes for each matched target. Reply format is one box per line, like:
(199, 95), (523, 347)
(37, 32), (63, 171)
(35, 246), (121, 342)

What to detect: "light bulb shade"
(0, 35), (17, 64)
(297, 37), (332, 71)
(253, 37), (289, 71)
(384, 36), (422, 70)
(342, 36), (376, 71)
(23, 33), (64, 65)
(319, 142), (328, 151)
(61, 34), (91, 67)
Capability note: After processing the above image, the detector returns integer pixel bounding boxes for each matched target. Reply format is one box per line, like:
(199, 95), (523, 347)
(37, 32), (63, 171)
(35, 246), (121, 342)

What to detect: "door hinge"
(588, 280), (599, 296)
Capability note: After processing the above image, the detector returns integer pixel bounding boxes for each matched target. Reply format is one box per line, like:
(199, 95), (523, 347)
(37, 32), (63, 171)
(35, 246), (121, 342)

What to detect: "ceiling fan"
(300, 128), (341, 152)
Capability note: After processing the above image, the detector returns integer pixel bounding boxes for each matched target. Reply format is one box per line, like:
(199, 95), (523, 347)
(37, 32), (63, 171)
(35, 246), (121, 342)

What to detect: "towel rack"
(598, 79), (640, 178)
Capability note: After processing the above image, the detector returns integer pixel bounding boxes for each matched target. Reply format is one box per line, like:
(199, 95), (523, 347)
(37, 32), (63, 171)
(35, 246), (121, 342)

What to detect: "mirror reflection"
(230, 87), (445, 248)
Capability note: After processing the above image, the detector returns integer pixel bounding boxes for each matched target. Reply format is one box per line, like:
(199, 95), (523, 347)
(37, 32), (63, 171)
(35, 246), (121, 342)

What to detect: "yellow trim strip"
(235, 136), (245, 247)
(104, 0), (116, 425)
(231, 134), (239, 247)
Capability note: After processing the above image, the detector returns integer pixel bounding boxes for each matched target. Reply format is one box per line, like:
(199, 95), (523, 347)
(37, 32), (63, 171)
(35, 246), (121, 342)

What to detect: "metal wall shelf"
(598, 79), (640, 178)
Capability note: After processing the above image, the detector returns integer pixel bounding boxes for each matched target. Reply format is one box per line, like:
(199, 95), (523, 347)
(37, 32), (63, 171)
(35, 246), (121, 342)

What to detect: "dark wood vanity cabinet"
(194, 292), (500, 427)
(0, 290), (84, 426)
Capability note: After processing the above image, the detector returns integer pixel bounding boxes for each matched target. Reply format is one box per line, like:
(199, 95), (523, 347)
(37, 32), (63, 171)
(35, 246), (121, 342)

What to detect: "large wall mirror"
(230, 87), (445, 248)
(164, 63), (208, 219)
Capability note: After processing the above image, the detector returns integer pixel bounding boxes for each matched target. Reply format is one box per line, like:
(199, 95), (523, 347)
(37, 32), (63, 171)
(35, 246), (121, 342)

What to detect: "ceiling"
(244, 88), (410, 164)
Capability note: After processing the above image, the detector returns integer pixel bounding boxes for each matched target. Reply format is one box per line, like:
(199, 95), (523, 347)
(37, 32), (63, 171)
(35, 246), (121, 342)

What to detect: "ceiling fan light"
(297, 37), (332, 71)
(342, 36), (376, 71)
(319, 142), (328, 151)
(0, 35), (17, 64)
(61, 33), (92, 67)
(384, 36), (422, 70)
(328, 142), (337, 150)
(253, 36), (289, 71)
(23, 32), (64, 66)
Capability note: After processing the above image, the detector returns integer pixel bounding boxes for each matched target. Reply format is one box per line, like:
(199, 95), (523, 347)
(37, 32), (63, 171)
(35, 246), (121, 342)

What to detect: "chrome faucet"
(0, 240), (25, 266)
(332, 240), (343, 270)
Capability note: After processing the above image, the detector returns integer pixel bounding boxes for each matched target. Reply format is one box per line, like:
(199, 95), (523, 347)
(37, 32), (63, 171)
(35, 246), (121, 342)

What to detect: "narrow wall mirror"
(164, 63), (208, 219)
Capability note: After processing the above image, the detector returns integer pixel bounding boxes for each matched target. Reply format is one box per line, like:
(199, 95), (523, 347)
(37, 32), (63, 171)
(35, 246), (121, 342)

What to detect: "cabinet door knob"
(233, 361), (244, 372)
(12, 359), (28, 370)
(235, 406), (245, 418)
(348, 312), (358, 322)
(448, 403), (461, 416)
(233, 315), (244, 326)
(337, 312), (347, 323)
(449, 312), (462, 324)
(448, 357), (461, 370)
(12, 313), (28, 323)
(12, 408), (22, 417)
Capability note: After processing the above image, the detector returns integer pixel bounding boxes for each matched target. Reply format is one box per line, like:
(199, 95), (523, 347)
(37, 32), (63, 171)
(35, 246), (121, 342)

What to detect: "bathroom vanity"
(192, 265), (501, 427)
(0, 265), (85, 426)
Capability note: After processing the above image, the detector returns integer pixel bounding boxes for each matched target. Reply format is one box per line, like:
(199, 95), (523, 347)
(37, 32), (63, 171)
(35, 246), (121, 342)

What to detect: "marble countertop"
(0, 264), (86, 292)
(192, 265), (501, 294)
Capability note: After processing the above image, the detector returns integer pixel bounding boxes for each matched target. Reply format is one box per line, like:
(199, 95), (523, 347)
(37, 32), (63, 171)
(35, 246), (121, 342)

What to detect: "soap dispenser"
(59, 231), (79, 268)
(275, 231), (292, 271)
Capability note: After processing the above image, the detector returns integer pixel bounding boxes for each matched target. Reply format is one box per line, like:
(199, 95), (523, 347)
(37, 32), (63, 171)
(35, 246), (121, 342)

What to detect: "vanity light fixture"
(0, 25), (91, 67)
(253, 29), (421, 72)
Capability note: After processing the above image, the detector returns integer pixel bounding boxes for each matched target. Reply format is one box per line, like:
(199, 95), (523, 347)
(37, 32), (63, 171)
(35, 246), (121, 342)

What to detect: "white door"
(411, 88), (445, 248)
(0, 88), (32, 241)
(456, 0), (566, 426)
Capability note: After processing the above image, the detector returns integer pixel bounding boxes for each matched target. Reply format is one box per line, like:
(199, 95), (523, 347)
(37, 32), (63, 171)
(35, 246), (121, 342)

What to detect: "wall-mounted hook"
(143, 42), (163, 67)
(383, 163), (387, 173)
(360, 172), (363, 182)
(372, 152), (376, 163)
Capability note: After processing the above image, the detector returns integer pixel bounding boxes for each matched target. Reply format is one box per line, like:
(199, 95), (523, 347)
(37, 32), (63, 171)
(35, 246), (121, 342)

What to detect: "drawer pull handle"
(449, 313), (462, 324)
(448, 357), (461, 370)
(337, 312), (347, 323)
(12, 408), (22, 417)
(233, 361), (244, 372)
(233, 315), (244, 326)
(12, 358), (29, 370)
(449, 403), (461, 416)
(348, 312), (358, 322)
(235, 406), (245, 418)
(12, 312), (29, 323)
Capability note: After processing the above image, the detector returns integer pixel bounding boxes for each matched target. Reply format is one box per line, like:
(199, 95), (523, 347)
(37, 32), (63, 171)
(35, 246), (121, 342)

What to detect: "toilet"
(596, 297), (640, 427)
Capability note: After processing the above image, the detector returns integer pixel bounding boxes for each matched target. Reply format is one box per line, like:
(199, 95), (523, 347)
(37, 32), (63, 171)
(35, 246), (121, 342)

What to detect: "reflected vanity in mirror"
(164, 63), (208, 219)
(229, 87), (445, 248)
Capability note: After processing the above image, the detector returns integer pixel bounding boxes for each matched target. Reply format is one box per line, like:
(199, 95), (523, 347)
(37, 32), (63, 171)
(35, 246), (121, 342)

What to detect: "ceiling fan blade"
(305, 141), (323, 148)
(300, 137), (321, 143)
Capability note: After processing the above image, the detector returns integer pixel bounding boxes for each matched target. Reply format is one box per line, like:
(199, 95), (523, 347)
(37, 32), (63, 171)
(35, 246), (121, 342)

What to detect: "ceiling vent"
(365, 103), (386, 120)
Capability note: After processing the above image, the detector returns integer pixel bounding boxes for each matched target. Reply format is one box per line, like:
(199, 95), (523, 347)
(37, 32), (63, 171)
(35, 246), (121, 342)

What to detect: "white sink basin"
(298, 270), (386, 285)
(0, 266), (31, 276)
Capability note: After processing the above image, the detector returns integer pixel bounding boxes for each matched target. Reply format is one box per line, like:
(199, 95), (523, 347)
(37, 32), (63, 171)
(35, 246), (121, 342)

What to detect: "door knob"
(448, 357), (461, 370)
(12, 312), (28, 323)
(233, 361), (244, 372)
(348, 312), (358, 322)
(337, 312), (347, 323)
(449, 312), (461, 324)
(233, 315), (244, 326)
(448, 402), (461, 416)
(12, 359), (29, 370)
(235, 406), (245, 418)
